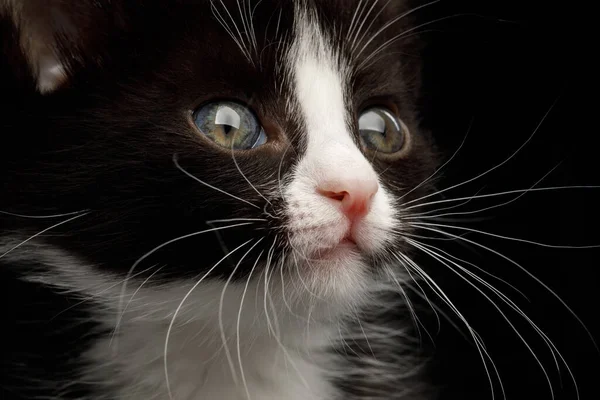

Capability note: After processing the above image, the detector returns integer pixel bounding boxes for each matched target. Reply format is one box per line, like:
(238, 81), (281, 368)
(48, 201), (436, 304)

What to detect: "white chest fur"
(5, 242), (340, 400)
(87, 320), (336, 400)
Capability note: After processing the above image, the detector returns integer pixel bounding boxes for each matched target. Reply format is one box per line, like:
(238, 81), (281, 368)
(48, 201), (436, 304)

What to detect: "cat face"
(1, 0), (437, 318)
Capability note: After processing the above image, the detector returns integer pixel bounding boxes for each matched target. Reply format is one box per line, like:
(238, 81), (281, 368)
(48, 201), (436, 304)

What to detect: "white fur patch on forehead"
(282, 4), (398, 261)
(287, 4), (352, 151)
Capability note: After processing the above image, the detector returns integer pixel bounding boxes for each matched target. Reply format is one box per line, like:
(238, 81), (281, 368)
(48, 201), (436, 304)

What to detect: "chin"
(275, 242), (381, 322)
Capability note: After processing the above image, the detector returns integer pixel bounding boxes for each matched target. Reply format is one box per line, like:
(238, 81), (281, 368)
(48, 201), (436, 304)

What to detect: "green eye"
(358, 107), (408, 154)
(193, 101), (267, 150)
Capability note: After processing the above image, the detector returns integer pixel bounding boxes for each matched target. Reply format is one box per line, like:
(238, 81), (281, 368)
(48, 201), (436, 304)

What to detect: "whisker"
(218, 238), (264, 385)
(174, 154), (260, 209)
(346, 0), (367, 43)
(358, 14), (458, 70)
(230, 133), (272, 206)
(403, 280), (471, 341)
(407, 161), (562, 219)
(235, 0), (254, 56)
(52, 264), (159, 321)
(351, 0), (393, 55)
(248, 0), (263, 54)
(277, 142), (293, 200)
(403, 99), (561, 208)
(0, 212), (90, 260)
(354, 0), (440, 60)
(263, 237), (279, 340)
(121, 265), (165, 319)
(394, 251), (504, 400)
(292, 251), (323, 300)
(383, 265), (432, 345)
(410, 224), (599, 352)
(0, 209), (89, 219)
(410, 221), (600, 249)
(407, 238), (579, 400)
(271, 252), (313, 391)
(206, 218), (267, 225)
(211, 0), (254, 64)
(237, 248), (265, 400)
(399, 118), (472, 201)
(164, 239), (253, 400)
(404, 236), (529, 300)
(113, 222), (254, 342)
(404, 184), (600, 211)
(348, 0), (382, 54)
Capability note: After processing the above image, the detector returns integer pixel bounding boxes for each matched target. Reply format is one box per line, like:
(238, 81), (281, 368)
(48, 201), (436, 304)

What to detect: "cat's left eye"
(193, 101), (267, 150)
(358, 107), (408, 155)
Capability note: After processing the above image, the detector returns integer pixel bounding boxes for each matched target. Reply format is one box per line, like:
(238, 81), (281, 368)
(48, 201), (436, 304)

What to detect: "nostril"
(316, 178), (378, 221)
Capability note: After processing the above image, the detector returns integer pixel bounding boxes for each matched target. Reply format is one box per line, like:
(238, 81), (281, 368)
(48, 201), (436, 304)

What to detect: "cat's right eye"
(358, 107), (409, 156)
(193, 101), (267, 150)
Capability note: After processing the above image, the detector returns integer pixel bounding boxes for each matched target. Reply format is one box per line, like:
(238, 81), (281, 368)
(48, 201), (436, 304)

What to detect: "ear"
(1, 0), (119, 94)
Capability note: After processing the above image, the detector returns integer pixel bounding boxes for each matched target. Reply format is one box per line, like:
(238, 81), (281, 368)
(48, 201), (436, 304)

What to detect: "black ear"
(1, 0), (124, 94)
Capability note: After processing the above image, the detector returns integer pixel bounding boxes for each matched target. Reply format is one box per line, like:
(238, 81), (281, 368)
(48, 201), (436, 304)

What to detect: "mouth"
(312, 237), (359, 261)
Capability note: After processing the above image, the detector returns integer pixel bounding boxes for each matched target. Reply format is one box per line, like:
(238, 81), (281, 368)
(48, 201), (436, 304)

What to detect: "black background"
(417, 1), (598, 399)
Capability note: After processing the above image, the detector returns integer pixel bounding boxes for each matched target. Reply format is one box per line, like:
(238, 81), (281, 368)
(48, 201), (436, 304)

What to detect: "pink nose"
(318, 178), (379, 220)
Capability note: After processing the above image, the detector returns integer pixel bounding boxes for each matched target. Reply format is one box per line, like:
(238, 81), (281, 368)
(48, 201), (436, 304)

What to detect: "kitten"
(0, 1), (438, 399)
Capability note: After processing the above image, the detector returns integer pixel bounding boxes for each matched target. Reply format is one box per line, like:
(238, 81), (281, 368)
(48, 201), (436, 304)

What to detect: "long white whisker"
(400, 119), (472, 201)
(346, 0), (367, 42)
(394, 252), (503, 400)
(174, 154), (260, 210)
(121, 265), (165, 319)
(403, 280), (469, 341)
(206, 218), (267, 224)
(230, 133), (273, 206)
(411, 237), (574, 367)
(408, 161), (562, 219)
(351, 0), (393, 55)
(0, 212), (90, 260)
(411, 224), (599, 351)
(263, 237), (279, 339)
(403, 99), (560, 207)
(211, 0), (254, 63)
(384, 265), (432, 345)
(354, 0), (440, 59)
(164, 240), (253, 400)
(358, 15), (455, 70)
(277, 142), (292, 200)
(402, 235), (529, 300)
(114, 222), (254, 341)
(247, 0), (262, 55)
(219, 238), (264, 385)
(292, 251), (323, 300)
(235, 0), (254, 56)
(408, 238), (580, 400)
(348, 0), (381, 53)
(405, 186), (486, 218)
(52, 264), (159, 321)
(237, 249), (264, 400)
(411, 221), (600, 249)
(408, 240), (555, 397)
(404, 185), (600, 211)
(271, 252), (312, 391)
(0, 209), (89, 219)
(393, 263), (442, 334)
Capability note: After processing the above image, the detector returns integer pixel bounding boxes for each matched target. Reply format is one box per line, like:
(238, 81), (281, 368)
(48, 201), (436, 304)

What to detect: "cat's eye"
(193, 101), (267, 150)
(358, 107), (408, 155)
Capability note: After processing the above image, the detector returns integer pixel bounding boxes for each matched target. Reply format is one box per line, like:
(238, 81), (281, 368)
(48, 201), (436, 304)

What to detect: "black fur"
(1, 1), (438, 399)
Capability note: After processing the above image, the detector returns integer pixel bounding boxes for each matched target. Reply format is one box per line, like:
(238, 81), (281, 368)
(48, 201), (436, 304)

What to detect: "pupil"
(221, 124), (234, 135)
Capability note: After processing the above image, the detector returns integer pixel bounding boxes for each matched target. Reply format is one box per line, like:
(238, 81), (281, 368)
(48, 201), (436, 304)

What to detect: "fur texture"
(1, 1), (437, 399)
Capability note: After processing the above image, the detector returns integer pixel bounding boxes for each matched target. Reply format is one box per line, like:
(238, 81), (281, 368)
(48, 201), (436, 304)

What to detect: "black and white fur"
(1, 1), (438, 399)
